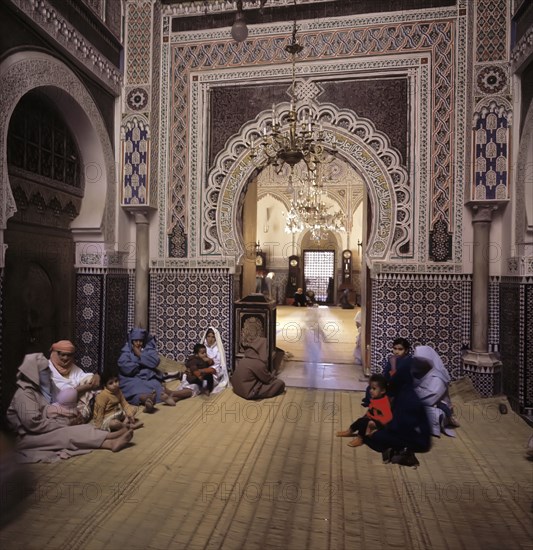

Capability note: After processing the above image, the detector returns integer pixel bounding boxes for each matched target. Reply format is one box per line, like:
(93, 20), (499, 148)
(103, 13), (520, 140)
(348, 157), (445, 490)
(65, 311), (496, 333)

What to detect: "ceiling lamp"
(231, 0), (248, 42)
(285, 166), (346, 241)
(250, 0), (335, 183)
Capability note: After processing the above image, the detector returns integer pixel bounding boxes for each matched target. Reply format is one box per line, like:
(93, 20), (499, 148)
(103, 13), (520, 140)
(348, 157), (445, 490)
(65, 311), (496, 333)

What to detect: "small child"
(92, 371), (143, 431)
(185, 343), (215, 395)
(337, 374), (392, 447)
(361, 337), (411, 407)
(46, 387), (82, 425)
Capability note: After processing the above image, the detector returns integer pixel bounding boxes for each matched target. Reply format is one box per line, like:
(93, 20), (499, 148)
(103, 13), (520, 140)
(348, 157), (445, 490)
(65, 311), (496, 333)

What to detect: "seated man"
(292, 287), (308, 307)
(306, 290), (317, 306)
(340, 288), (355, 309)
(231, 337), (285, 400)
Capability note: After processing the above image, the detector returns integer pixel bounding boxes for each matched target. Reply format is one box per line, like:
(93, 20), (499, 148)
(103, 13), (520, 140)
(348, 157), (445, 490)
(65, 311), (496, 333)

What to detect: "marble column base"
(462, 351), (502, 397)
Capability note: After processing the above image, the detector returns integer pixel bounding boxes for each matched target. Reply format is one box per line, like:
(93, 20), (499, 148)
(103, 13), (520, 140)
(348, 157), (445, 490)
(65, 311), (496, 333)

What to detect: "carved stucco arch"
(208, 102), (410, 265)
(0, 51), (116, 266)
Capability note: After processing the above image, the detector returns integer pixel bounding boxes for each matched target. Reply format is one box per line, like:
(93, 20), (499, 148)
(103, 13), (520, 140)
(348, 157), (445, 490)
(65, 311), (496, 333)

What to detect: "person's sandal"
(347, 436), (364, 447)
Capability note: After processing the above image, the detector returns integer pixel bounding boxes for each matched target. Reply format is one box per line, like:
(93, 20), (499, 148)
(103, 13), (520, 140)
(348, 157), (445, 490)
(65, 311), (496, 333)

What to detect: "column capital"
(123, 206), (156, 225)
(466, 200), (508, 222)
(462, 350), (502, 370)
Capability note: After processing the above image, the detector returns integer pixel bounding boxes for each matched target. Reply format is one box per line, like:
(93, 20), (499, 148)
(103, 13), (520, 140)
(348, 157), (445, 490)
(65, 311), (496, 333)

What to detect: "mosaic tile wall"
(499, 282), (521, 408)
(128, 270), (135, 330)
(525, 284), (533, 411)
(370, 274), (471, 380)
(75, 272), (130, 375)
(489, 277), (500, 352)
(104, 274), (130, 373)
(149, 269), (233, 367)
(75, 273), (104, 374)
(500, 280), (533, 413)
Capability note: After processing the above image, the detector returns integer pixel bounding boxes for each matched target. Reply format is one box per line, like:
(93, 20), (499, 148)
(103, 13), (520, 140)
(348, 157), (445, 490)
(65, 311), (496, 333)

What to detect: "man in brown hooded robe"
(6, 353), (133, 463)
(231, 337), (285, 399)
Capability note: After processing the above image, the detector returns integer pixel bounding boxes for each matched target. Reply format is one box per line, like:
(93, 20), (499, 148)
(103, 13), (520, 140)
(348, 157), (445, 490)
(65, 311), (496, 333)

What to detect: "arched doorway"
(2, 90), (81, 409)
(209, 103), (409, 375)
(0, 52), (116, 411)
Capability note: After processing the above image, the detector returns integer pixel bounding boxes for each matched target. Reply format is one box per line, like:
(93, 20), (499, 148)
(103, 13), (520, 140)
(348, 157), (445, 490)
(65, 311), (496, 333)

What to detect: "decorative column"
(133, 211), (152, 328)
(462, 202), (505, 395)
(121, 0), (161, 327)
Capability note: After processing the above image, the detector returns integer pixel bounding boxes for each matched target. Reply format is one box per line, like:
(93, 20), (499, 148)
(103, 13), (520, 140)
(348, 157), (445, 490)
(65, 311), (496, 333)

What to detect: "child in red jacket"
(337, 374), (392, 447)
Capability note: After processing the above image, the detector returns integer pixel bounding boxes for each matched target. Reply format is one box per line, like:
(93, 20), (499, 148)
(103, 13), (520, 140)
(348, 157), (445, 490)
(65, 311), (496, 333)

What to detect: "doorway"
(303, 250), (335, 304)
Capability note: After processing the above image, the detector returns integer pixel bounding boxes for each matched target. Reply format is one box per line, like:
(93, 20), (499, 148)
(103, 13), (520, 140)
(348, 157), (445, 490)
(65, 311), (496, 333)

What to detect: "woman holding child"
(201, 327), (229, 394)
(180, 326), (229, 396)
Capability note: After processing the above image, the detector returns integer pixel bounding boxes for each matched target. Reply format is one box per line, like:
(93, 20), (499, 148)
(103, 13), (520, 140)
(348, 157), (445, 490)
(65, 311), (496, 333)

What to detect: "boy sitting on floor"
(336, 374), (392, 447)
(92, 370), (143, 431)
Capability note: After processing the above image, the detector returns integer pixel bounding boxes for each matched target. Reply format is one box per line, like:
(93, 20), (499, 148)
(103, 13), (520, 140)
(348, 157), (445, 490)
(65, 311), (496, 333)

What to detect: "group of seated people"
(292, 287), (316, 307)
(337, 337), (459, 466)
(5, 320), (455, 469)
(4, 325), (286, 463)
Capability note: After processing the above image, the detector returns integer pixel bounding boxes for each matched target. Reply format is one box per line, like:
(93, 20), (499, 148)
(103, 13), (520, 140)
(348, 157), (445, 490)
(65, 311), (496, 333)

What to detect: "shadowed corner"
(0, 428), (35, 529)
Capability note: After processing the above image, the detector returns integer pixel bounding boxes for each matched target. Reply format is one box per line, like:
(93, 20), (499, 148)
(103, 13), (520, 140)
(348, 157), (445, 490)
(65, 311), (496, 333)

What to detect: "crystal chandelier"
(285, 166), (346, 241)
(250, 0), (345, 239)
(250, 3), (335, 183)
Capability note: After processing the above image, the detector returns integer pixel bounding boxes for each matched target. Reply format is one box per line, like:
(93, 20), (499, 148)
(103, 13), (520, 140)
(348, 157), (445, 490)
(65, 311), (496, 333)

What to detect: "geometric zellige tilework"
(525, 284), (533, 409)
(489, 277), (500, 352)
(127, 270), (135, 331)
(104, 274), (130, 374)
(461, 367), (501, 398)
(149, 269), (233, 364)
(499, 283), (521, 409)
(475, 0), (508, 63)
(75, 273), (104, 374)
(370, 274), (469, 381)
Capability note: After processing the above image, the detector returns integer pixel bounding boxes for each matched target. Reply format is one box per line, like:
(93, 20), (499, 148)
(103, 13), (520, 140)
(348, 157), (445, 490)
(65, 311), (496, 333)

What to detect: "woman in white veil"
(199, 326), (230, 394)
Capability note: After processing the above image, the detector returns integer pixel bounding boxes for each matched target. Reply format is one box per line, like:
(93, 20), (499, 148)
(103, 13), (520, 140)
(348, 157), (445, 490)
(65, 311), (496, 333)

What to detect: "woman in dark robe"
(364, 355), (431, 466)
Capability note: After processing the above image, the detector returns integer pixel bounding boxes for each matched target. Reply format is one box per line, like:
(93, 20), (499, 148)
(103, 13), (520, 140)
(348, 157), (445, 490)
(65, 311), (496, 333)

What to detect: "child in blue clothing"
(361, 337), (411, 407)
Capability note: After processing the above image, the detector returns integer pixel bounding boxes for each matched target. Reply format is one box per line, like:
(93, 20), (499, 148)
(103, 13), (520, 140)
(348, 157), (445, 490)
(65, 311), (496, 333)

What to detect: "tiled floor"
(276, 305), (366, 391)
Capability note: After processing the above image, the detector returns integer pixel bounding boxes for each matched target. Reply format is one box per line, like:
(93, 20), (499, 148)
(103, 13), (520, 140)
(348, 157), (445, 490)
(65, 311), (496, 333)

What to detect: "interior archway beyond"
(257, 161), (363, 258)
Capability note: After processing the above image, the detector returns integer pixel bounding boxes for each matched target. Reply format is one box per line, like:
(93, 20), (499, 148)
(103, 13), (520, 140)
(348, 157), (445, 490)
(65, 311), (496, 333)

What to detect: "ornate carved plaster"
(0, 51), (116, 267)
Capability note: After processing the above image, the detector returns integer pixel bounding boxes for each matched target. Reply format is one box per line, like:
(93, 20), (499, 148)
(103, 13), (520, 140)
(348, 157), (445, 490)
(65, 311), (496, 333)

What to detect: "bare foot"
(110, 429), (134, 452)
(161, 392), (176, 406)
(106, 426), (129, 440)
(129, 420), (144, 429)
(336, 429), (353, 437)
(169, 389), (193, 401)
(143, 397), (156, 413)
(108, 419), (125, 432)
(347, 436), (364, 448)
